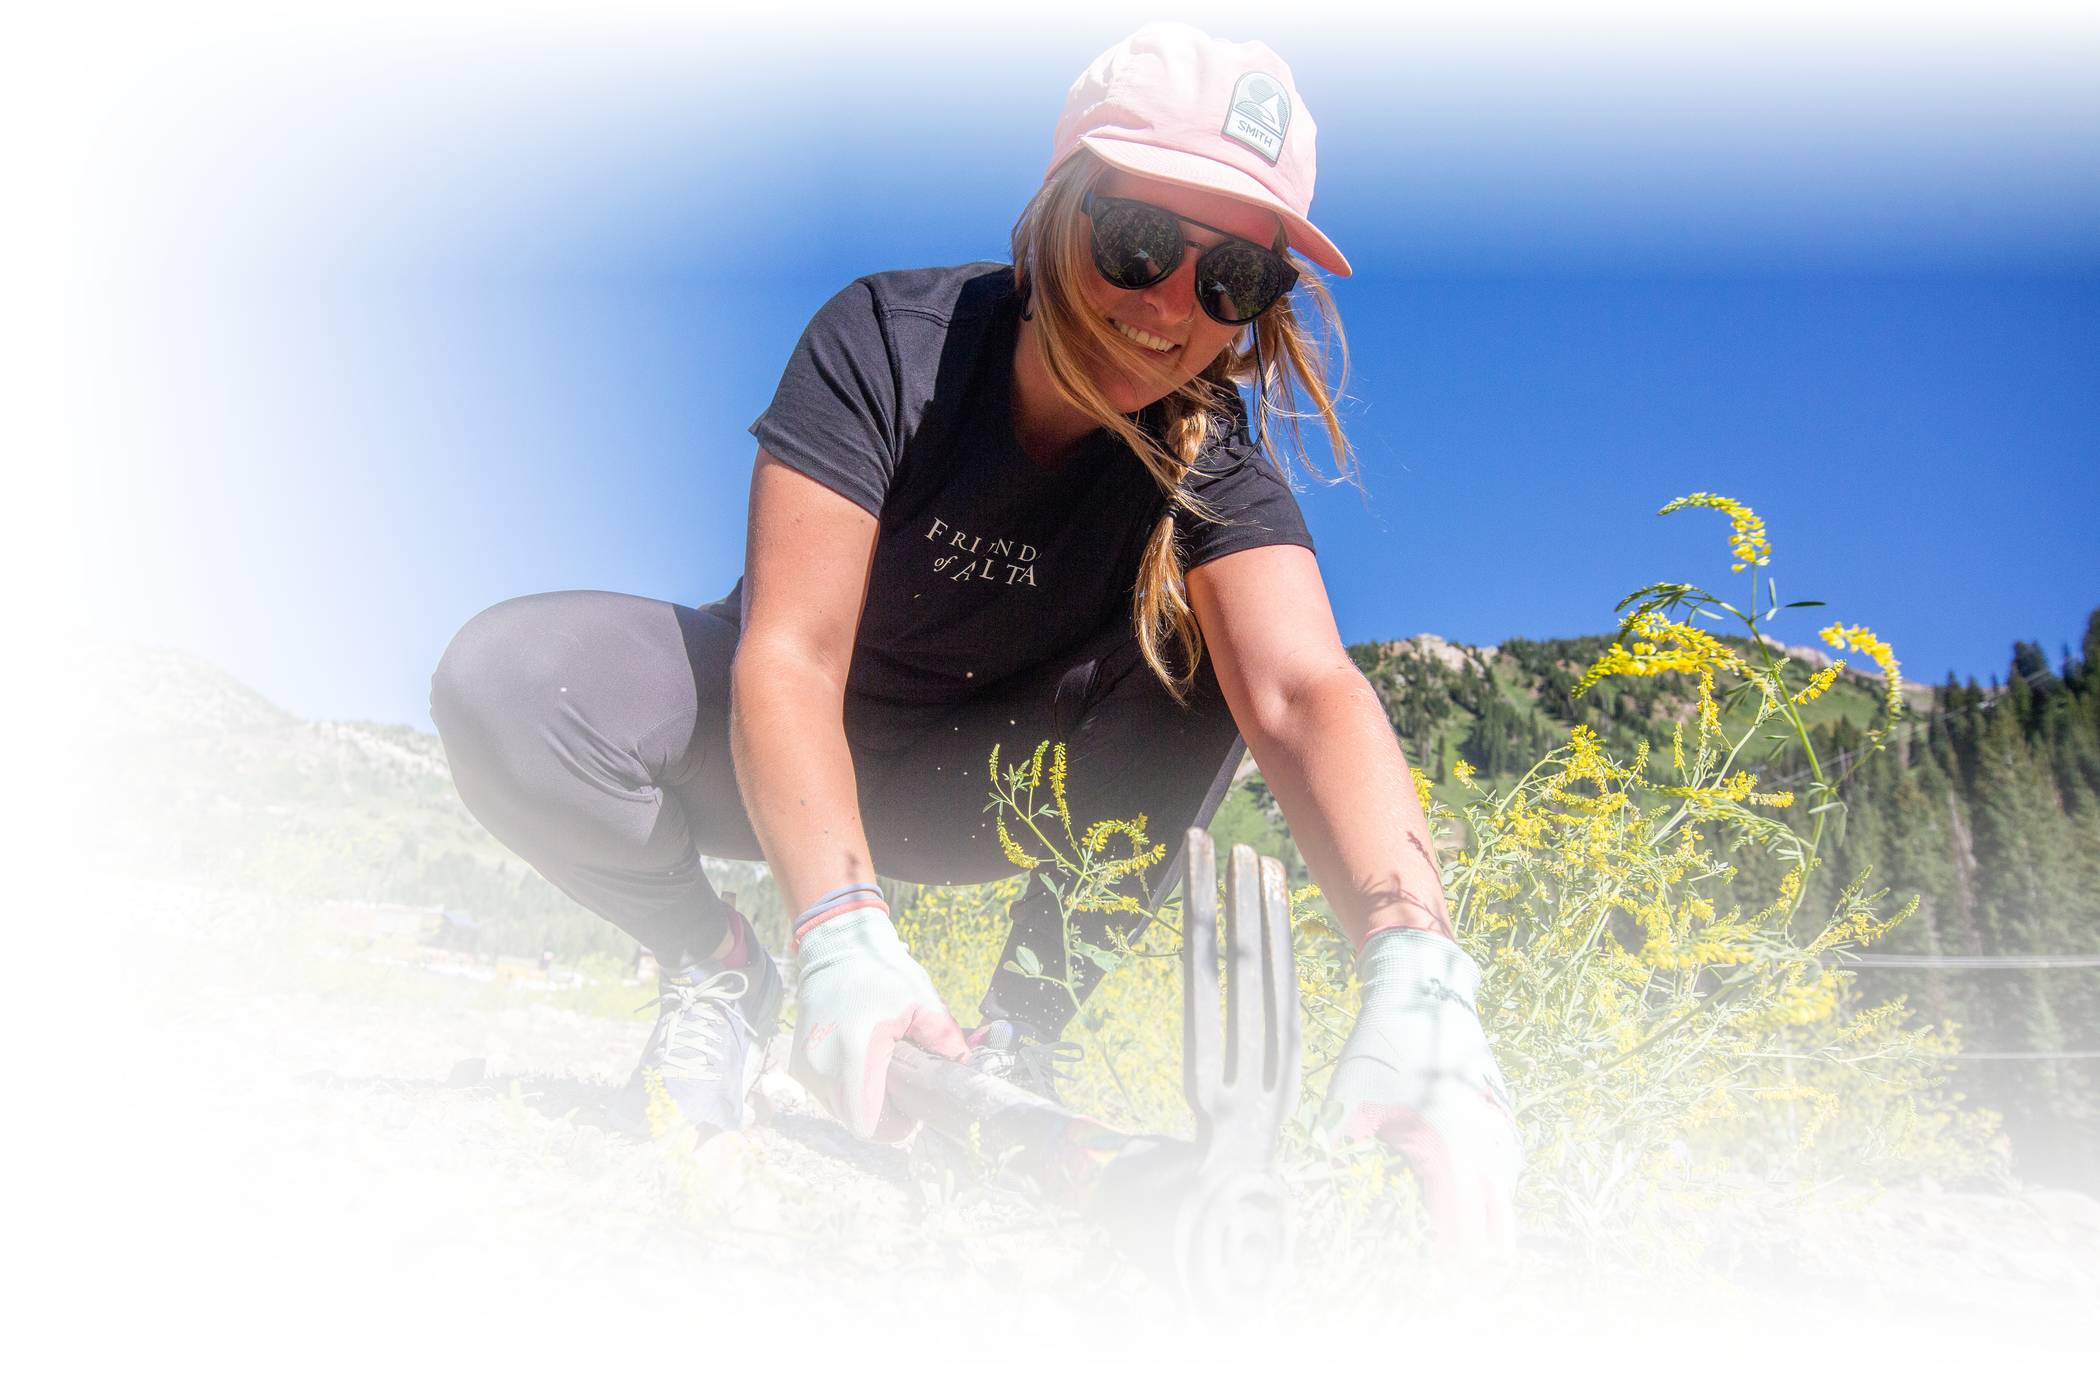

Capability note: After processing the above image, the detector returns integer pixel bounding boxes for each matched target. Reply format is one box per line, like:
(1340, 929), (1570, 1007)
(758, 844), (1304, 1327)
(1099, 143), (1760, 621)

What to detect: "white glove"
(791, 905), (967, 1141)
(1323, 929), (1524, 1254)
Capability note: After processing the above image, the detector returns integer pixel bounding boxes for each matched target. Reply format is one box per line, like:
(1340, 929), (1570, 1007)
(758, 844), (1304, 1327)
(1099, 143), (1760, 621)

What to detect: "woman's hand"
(1321, 929), (1524, 1256)
(790, 905), (968, 1140)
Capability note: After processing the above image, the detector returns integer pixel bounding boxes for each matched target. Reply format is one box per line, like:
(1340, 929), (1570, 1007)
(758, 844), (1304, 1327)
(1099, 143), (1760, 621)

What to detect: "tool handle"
(887, 1043), (1134, 1202)
(886, 1042), (1071, 1135)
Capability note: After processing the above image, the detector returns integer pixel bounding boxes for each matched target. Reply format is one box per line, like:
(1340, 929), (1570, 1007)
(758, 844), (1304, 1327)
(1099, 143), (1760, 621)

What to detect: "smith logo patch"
(1222, 71), (1290, 164)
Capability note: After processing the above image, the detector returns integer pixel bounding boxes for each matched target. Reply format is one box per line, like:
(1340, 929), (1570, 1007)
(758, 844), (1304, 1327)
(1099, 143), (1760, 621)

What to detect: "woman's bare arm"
(1188, 543), (1453, 948)
(730, 451), (882, 920)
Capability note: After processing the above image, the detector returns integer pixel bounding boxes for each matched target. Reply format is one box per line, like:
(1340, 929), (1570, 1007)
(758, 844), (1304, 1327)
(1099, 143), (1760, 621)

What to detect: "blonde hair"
(1009, 150), (1356, 704)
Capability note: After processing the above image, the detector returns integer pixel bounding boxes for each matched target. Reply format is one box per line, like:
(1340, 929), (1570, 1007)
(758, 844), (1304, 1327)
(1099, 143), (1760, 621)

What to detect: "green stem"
(1073, 1012), (1139, 1118)
(1733, 583), (1830, 920)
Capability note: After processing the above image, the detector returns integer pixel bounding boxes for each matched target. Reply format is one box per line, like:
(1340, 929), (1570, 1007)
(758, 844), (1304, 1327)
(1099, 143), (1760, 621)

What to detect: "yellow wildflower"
(1505, 797), (1547, 847)
(1575, 607), (1744, 698)
(1838, 1000), (1907, 1046)
(1565, 725), (1608, 784)
(1790, 661), (1845, 707)
(1097, 831), (1167, 883)
(641, 1068), (680, 1142)
(1806, 891), (1917, 956)
(1660, 491), (1772, 572)
(1638, 613), (1743, 672)
(1818, 621), (1905, 733)
(1048, 741), (1073, 840)
(1754, 968), (1841, 1026)
(1695, 672), (1721, 736)
(1818, 622), (1895, 676)
(996, 815), (1039, 870)
(1747, 867), (1806, 929)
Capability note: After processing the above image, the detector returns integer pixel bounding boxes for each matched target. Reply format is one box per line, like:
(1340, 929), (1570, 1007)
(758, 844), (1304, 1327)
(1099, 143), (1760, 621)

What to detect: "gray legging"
(428, 587), (1245, 1027)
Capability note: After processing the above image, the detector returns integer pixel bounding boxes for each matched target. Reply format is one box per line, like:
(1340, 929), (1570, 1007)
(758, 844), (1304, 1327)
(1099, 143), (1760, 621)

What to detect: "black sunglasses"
(1081, 190), (1299, 327)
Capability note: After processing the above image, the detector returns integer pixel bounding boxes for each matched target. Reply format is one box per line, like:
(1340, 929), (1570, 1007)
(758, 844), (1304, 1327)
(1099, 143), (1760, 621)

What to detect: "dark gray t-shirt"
(748, 262), (1314, 704)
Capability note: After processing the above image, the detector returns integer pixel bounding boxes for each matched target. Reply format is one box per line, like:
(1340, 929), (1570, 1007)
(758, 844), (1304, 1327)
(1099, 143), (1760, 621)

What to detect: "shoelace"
(635, 968), (753, 1082)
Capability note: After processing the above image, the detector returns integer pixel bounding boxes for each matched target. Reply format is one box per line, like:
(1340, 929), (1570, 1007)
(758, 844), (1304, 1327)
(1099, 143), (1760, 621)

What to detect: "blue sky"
(45, 6), (2100, 726)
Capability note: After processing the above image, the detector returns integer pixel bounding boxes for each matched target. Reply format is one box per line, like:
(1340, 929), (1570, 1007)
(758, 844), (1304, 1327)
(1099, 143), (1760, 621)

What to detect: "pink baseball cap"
(1046, 22), (1351, 277)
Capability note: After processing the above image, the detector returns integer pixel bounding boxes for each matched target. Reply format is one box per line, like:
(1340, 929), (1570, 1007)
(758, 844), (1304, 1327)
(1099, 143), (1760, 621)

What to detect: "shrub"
(906, 493), (2006, 1262)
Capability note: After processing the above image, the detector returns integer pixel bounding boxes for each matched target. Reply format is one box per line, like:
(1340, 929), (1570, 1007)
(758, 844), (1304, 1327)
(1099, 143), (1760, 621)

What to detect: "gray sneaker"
(614, 920), (783, 1141)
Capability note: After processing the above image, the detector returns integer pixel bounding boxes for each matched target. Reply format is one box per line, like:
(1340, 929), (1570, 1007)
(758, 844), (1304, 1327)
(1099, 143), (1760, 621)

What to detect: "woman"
(431, 24), (1521, 1250)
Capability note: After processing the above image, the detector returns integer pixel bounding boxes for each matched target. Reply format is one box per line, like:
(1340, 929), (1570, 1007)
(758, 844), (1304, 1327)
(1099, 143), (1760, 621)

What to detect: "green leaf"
(1612, 581), (1693, 614)
(1780, 600), (1826, 610)
(1074, 940), (1123, 973)
(1767, 578), (1779, 609)
(1012, 946), (1043, 978)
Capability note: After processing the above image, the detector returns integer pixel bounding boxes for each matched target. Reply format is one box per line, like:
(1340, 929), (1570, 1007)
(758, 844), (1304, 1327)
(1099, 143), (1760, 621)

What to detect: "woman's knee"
(429, 589), (739, 849)
(429, 593), (571, 748)
(430, 592), (666, 863)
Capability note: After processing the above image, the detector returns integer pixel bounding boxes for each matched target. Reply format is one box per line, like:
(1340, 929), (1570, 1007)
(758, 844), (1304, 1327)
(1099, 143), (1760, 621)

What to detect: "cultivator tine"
(1260, 852), (1302, 1130)
(1181, 828), (1222, 1131)
(1226, 845), (1264, 1092)
(1180, 833), (1303, 1165)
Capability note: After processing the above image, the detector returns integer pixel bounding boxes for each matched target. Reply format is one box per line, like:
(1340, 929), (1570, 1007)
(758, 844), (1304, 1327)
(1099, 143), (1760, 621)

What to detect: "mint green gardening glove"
(791, 905), (968, 1141)
(1322, 928), (1524, 1255)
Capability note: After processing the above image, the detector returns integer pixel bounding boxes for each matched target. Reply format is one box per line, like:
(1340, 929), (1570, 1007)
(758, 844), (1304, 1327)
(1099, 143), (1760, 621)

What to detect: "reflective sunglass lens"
(1091, 202), (1183, 288)
(1195, 242), (1285, 324)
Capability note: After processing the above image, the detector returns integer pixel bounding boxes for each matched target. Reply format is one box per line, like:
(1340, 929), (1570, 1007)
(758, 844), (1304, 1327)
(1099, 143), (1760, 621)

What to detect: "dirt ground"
(15, 876), (2092, 1394)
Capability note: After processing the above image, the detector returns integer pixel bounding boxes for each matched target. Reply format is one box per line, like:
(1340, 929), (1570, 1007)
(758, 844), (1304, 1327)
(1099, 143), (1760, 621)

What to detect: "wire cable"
(1850, 952), (2100, 969)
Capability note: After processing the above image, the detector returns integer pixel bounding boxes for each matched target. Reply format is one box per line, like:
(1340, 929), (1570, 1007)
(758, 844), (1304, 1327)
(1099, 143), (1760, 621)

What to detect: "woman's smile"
(1109, 319), (1181, 355)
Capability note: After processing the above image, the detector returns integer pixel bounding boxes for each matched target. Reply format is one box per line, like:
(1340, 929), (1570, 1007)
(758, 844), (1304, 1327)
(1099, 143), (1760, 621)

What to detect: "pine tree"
(1966, 685), (2092, 1177)
(1886, 743), (1962, 1024)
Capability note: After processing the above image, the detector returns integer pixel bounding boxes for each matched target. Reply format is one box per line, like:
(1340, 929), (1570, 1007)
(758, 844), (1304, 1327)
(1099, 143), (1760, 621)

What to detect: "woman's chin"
(1074, 341), (1192, 414)
(1107, 367), (1188, 415)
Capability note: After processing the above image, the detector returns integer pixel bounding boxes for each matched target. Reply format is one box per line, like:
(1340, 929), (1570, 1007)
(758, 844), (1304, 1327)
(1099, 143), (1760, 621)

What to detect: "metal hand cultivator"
(887, 829), (1301, 1302)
